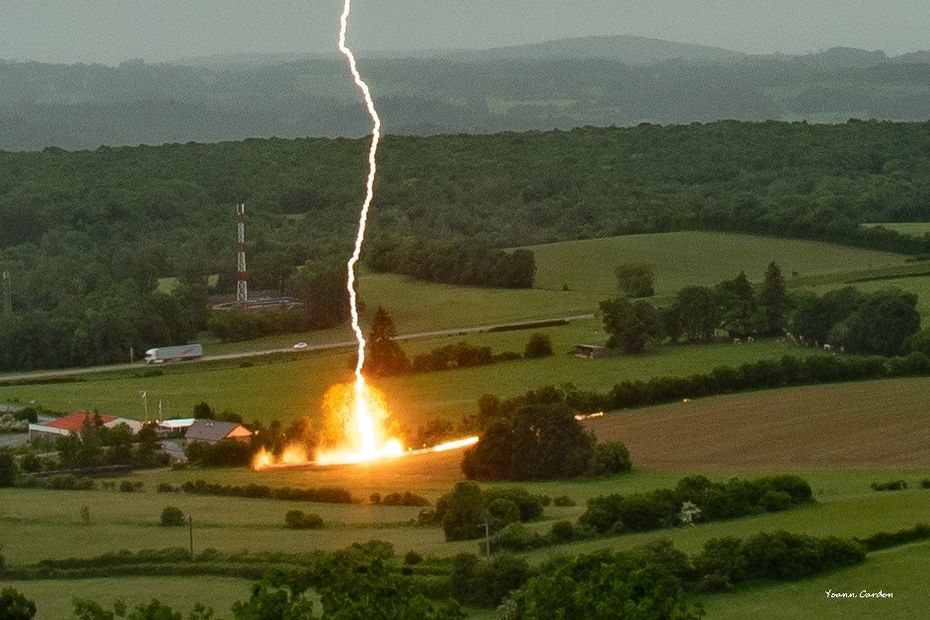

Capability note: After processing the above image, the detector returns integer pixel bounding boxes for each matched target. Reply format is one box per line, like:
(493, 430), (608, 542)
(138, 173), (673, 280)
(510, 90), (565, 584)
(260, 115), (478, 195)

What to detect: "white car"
(292, 342), (309, 350)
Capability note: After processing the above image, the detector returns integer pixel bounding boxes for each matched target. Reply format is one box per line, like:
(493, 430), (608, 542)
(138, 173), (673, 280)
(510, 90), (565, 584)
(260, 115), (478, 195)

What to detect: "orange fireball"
(315, 379), (405, 465)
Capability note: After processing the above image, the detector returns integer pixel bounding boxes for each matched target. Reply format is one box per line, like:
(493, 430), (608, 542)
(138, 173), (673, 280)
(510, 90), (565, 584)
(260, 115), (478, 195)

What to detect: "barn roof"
(185, 418), (251, 442)
(47, 411), (117, 432)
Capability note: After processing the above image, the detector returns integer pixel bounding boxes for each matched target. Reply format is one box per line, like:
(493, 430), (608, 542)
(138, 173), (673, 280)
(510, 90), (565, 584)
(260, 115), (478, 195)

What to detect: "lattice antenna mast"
(1, 270), (11, 315)
(236, 203), (248, 304)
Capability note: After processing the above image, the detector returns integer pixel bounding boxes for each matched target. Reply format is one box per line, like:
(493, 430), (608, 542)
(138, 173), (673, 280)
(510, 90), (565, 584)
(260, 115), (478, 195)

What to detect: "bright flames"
(252, 444), (308, 471)
(315, 381), (404, 465)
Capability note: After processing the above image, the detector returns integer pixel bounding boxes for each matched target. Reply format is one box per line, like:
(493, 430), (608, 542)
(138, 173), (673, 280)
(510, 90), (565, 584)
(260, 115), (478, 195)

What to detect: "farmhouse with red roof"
(29, 411), (143, 442)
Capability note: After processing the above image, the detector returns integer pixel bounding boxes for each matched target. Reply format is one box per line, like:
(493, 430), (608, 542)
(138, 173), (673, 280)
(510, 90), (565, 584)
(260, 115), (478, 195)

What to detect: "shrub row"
(179, 479), (354, 504)
(695, 531), (866, 591)
(370, 491), (430, 507)
(561, 352), (930, 414)
(284, 510), (323, 530)
(580, 475), (813, 534)
(854, 523), (930, 551)
(871, 479), (908, 491)
(15, 474), (96, 491)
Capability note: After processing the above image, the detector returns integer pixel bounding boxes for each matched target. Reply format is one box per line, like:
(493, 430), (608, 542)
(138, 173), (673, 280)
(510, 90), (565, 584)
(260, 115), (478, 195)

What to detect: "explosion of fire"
(253, 2), (478, 471)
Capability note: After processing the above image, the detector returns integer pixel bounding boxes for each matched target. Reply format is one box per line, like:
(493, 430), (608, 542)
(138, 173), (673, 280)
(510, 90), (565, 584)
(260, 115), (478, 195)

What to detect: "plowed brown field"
(586, 377), (930, 468)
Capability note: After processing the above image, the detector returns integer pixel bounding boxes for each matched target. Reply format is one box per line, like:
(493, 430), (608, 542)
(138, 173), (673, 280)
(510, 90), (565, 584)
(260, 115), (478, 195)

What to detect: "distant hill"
(452, 34), (746, 64)
(4, 36), (930, 151)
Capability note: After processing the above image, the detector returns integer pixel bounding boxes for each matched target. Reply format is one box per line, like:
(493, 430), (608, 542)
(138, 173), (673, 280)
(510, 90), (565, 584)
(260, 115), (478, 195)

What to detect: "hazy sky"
(2, 1), (928, 65)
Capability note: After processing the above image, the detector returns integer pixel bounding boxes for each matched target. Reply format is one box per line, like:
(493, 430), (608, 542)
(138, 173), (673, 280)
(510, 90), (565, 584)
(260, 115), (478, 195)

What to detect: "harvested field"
(586, 377), (930, 469)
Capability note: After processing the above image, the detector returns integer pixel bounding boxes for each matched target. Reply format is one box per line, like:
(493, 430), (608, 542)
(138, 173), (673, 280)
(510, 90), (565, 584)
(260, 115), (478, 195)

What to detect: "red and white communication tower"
(236, 203), (248, 304)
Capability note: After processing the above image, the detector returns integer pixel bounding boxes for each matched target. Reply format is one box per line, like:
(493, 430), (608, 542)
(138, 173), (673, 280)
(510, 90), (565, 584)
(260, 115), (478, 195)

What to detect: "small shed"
(185, 419), (252, 444)
(574, 344), (609, 359)
(156, 418), (196, 437)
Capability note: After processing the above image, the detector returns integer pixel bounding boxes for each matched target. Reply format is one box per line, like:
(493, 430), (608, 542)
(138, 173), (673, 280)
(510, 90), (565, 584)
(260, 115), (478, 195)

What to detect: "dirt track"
(585, 377), (930, 469)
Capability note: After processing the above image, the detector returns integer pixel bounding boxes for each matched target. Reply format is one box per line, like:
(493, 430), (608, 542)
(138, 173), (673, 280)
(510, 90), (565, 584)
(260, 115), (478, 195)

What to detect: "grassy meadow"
(701, 542), (930, 620)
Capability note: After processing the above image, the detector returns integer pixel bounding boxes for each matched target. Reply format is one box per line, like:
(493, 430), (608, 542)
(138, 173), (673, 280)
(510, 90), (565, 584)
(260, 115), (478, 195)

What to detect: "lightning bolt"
(338, 0), (382, 398)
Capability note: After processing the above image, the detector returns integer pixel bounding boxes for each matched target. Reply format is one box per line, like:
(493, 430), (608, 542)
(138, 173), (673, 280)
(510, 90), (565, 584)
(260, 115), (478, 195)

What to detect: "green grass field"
(528, 231), (905, 296)
(701, 542), (930, 620)
(0, 332), (817, 425)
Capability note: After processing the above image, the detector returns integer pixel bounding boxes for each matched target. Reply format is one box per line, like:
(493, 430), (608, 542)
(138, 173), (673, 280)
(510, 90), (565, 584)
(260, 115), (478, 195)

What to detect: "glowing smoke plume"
(339, 0), (381, 394)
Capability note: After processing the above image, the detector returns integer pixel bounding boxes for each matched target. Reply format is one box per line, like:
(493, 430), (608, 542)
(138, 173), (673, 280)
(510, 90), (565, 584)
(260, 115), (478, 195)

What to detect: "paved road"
(0, 314), (595, 383)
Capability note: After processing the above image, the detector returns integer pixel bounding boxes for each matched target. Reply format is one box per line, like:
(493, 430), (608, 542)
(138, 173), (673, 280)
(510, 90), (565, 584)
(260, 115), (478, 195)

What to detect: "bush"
(157, 483), (181, 493)
(436, 483), (544, 542)
(284, 510), (323, 530)
(548, 520), (575, 543)
(160, 506), (186, 527)
(586, 441), (632, 476)
(404, 551), (423, 565)
(119, 480), (143, 493)
(871, 479), (908, 491)
(0, 450), (17, 487)
(483, 488), (544, 522)
(449, 552), (532, 606)
(486, 498), (520, 531)
(0, 586), (37, 619)
(552, 495), (576, 507)
(523, 334), (554, 358)
(921, 478), (930, 489)
(185, 440), (252, 467)
(380, 491), (430, 507)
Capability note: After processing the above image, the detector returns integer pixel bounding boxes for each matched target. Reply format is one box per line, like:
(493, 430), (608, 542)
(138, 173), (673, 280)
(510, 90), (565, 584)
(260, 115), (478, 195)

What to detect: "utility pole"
(481, 515), (491, 558)
(1, 270), (11, 315)
(236, 203), (248, 304)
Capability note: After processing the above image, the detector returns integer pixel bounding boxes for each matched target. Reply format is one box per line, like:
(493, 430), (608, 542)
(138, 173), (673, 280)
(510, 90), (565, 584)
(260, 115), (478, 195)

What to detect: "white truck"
(144, 344), (203, 364)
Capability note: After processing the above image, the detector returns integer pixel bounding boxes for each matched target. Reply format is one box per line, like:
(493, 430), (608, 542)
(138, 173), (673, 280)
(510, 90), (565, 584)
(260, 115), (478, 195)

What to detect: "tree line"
(366, 237), (536, 288)
(601, 261), (923, 357)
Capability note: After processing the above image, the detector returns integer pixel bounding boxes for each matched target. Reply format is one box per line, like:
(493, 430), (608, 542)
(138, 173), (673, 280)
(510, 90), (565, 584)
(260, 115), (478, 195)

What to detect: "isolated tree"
(462, 402), (594, 481)
(599, 297), (661, 354)
(615, 263), (655, 298)
(524, 333), (553, 358)
(759, 261), (788, 334)
(830, 289), (920, 355)
(716, 271), (761, 338)
(436, 481), (487, 541)
(674, 286), (719, 342)
(364, 306), (410, 376)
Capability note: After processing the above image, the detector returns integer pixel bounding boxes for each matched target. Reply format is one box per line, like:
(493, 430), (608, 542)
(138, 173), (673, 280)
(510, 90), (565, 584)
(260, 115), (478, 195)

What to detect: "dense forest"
(2, 120), (930, 369)
(3, 39), (930, 150)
